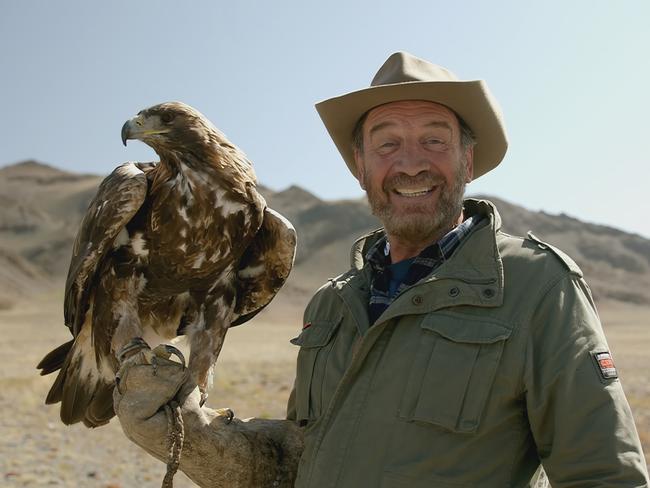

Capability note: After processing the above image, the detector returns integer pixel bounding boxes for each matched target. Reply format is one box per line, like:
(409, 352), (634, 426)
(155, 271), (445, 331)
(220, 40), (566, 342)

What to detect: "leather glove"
(113, 352), (303, 488)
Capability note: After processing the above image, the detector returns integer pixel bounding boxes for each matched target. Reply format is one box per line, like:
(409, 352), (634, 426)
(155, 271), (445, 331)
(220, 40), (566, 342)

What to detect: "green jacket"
(287, 199), (648, 487)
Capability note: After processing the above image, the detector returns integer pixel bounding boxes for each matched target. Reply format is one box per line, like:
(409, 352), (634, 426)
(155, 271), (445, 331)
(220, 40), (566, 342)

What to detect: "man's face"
(354, 100), (474, 246)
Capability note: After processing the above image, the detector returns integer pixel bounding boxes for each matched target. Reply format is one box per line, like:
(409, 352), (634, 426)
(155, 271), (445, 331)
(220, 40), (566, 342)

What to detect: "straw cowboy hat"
(315, 51), (508, 179)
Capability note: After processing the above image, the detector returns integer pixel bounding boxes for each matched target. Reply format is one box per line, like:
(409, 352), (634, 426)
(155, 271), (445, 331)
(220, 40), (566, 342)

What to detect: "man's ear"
(354, 149), (366, 190)
(464, 145), (474, 183)
(353, 148), (366, 190)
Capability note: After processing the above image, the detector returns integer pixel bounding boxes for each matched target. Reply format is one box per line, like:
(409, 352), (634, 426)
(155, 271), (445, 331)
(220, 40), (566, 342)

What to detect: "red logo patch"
(593, 351), (618, 380)
(302, 322), (312, 330)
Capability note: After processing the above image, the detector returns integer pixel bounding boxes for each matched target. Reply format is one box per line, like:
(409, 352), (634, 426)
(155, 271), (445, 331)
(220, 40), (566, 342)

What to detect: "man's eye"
(426, 138), (442, 145)
(380, 142), (396, 148)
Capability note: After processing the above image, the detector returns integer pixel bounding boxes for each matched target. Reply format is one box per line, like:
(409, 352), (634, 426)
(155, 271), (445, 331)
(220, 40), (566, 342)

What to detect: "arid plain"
(1, 161), (649, 486)
(2, 291), (649, 487)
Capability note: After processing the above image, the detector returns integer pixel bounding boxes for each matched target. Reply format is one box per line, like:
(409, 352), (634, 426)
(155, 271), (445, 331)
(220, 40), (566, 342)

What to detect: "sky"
(2, 0), (649, 238)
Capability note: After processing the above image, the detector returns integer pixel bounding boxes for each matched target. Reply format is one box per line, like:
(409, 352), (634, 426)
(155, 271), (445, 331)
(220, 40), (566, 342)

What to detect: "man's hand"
(113, 349), (304, 488)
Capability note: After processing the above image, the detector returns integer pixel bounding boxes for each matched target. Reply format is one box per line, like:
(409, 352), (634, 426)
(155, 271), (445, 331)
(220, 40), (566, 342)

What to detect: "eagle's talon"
(215, 407), (234, 423)
(117, 337), (150, 364)
(151, 356), (158, 376)
(199, 390), (208, 407)
(151, 344), (186, 369)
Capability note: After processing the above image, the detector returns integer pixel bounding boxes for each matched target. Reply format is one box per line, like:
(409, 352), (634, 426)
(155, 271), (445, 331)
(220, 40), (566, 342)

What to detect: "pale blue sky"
(2, 0), (649, 237)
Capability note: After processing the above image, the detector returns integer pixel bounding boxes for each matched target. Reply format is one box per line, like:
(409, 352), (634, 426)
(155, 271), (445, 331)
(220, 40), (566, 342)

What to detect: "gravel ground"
(0, 297), (299, 488)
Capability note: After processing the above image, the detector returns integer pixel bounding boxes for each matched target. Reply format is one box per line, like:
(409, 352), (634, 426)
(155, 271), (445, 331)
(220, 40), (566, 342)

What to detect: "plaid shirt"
(366, 214), (482, 324)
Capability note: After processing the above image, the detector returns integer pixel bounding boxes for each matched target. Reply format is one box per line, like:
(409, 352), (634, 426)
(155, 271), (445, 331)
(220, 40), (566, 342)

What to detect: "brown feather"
(36, 339), (73, 375)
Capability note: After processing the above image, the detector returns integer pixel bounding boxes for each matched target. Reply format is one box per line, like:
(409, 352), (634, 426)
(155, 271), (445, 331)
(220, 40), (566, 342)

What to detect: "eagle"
(37, 101), (297, 427)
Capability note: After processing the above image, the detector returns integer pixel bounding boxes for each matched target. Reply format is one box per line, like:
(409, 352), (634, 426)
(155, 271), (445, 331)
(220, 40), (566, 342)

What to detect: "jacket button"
(483, 288), (495, 298)
(412, 295), (423, 305)
(448, 287), (460, 297)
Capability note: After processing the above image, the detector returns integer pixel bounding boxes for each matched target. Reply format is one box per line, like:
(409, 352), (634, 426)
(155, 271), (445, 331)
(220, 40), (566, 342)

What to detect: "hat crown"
(371, 51), (459, 86)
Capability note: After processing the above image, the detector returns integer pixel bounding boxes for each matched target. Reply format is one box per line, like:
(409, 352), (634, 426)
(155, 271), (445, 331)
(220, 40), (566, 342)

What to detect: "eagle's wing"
(64, 162), (151, 336)
(231, 207), (297, 326)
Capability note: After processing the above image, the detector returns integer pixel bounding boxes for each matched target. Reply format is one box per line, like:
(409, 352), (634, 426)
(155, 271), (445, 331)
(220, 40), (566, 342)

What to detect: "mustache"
(383, 172), (445, 192)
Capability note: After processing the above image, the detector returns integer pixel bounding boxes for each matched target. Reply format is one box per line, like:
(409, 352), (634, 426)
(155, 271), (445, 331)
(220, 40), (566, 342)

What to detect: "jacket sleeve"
(286, 380), (297, 421)
(524, 274), (649, 486)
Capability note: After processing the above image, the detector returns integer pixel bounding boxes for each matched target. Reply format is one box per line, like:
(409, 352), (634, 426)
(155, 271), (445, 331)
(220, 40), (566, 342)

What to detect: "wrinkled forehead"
(363, 100), (460, 131)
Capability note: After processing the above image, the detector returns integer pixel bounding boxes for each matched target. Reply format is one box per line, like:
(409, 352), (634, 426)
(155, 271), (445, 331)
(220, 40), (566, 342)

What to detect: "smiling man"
(287, 52), (649, 487)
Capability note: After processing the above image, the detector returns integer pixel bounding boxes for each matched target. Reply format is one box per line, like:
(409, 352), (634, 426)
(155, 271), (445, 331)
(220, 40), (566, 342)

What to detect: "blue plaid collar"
(366, 214), (481, 272)
(366, 214), (482, 324)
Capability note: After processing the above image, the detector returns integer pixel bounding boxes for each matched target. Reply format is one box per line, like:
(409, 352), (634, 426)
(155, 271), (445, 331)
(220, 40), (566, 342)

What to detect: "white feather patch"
(113, 227), (129, 248)
(131, 232), (149, 257)
(238, 263), (265, 278)
(118, 162), (144, 177)
(213, 186), (245, 215)
(74, 307), (114, 384)
(178, 206), (190, 223)
(175, 163), (197, 205)
(192, 252), (206, 269)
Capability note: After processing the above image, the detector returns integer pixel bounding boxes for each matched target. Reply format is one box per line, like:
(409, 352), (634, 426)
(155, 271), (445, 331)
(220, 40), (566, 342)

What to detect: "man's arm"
(525, 275), (649, 486)
(113, 356), (304, 488)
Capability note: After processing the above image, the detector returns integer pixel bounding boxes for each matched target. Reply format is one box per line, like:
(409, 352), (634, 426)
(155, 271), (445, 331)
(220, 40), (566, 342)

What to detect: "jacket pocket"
(398, 313), (511, 433)
(381, 470), (473, 488)
(290, 315), (342, 423)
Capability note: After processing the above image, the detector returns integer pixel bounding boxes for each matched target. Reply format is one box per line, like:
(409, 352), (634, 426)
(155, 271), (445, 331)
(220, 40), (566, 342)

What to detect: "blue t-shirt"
(387, 257), (415, 298)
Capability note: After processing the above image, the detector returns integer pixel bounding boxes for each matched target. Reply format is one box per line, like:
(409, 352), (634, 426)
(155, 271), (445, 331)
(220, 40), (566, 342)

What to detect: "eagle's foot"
(116, 337), (158, 374)
(117, 337), (150, 364)
(199, 390), (208, 407)
(115, 338), (154, 391)
(214, 407), (235, 424)
(151, 344), (186, 369)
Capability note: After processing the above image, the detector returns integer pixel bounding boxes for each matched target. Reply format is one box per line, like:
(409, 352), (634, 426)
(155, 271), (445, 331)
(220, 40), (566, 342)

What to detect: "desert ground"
(0, 288), (302, 488)
(1, 291), (648, 487)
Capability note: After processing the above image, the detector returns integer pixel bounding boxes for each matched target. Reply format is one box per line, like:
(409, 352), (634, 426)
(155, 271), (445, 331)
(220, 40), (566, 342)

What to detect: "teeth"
(395, 187), (432, 197)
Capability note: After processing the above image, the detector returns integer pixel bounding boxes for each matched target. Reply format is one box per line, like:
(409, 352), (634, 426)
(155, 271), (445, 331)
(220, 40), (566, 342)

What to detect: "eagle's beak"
(121, 119), (133, 146)
(121, 114), (146, 146)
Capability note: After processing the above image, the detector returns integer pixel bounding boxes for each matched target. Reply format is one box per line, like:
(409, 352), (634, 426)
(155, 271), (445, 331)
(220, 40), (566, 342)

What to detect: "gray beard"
(365, 163), (468, 247)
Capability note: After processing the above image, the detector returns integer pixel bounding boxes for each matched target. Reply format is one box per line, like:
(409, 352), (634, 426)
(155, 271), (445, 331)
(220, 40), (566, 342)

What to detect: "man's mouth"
(393, 186), (436, 197)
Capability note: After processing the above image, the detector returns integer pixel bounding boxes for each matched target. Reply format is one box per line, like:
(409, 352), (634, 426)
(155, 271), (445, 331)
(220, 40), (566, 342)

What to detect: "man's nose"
(394, 142), (429, 176)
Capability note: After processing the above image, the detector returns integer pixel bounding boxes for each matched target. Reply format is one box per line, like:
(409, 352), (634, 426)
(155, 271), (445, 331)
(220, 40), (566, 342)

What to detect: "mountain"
(1, 160), (648, 312)
(470, 195), (650, 305)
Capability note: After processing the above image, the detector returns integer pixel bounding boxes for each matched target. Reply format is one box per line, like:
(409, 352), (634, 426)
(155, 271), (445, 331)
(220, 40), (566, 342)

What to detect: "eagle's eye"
(161, 112), (175, 124)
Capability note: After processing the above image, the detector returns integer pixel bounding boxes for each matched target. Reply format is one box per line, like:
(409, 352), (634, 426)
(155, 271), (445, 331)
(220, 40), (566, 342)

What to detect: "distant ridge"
(0, 159), (97, 184)
(1, 160), (649, 310)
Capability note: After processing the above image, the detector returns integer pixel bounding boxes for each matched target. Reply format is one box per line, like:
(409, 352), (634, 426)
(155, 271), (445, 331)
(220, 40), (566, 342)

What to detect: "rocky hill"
(1, 160), (648, 311)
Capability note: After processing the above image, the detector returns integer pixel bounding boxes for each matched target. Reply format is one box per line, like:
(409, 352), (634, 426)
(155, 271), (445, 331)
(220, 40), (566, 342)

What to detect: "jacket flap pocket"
(420, 313), (511, 344)
(290, 315), (342, 348)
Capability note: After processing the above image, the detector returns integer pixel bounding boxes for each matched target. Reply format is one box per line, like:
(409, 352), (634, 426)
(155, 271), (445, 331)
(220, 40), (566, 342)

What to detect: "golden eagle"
(37, 101), (296, 427)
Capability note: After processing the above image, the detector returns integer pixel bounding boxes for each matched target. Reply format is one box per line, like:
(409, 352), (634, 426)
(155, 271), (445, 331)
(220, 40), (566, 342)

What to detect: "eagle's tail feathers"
(83, 384), (115, 427)
(37, 340), (74, 376)
(60, 352), (95, 425)
(45, 337), (115, 427)
(44, 357), (68, 405)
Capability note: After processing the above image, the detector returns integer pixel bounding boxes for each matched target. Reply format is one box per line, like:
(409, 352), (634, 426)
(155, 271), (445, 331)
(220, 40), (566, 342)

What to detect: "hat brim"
(315, 80), (508, 180)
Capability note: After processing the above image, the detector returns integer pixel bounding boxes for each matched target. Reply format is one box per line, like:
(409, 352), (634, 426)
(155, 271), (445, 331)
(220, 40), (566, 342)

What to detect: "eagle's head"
(121, 101), (219, 153)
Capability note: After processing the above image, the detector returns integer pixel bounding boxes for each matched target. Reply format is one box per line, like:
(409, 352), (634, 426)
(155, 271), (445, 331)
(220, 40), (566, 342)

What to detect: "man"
(114, 52), (649, 487)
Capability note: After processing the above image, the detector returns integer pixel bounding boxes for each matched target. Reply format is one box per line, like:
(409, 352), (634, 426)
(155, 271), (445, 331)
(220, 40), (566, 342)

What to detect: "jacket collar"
(335, 199), (505, 328)
(350, 199), (501, 269)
